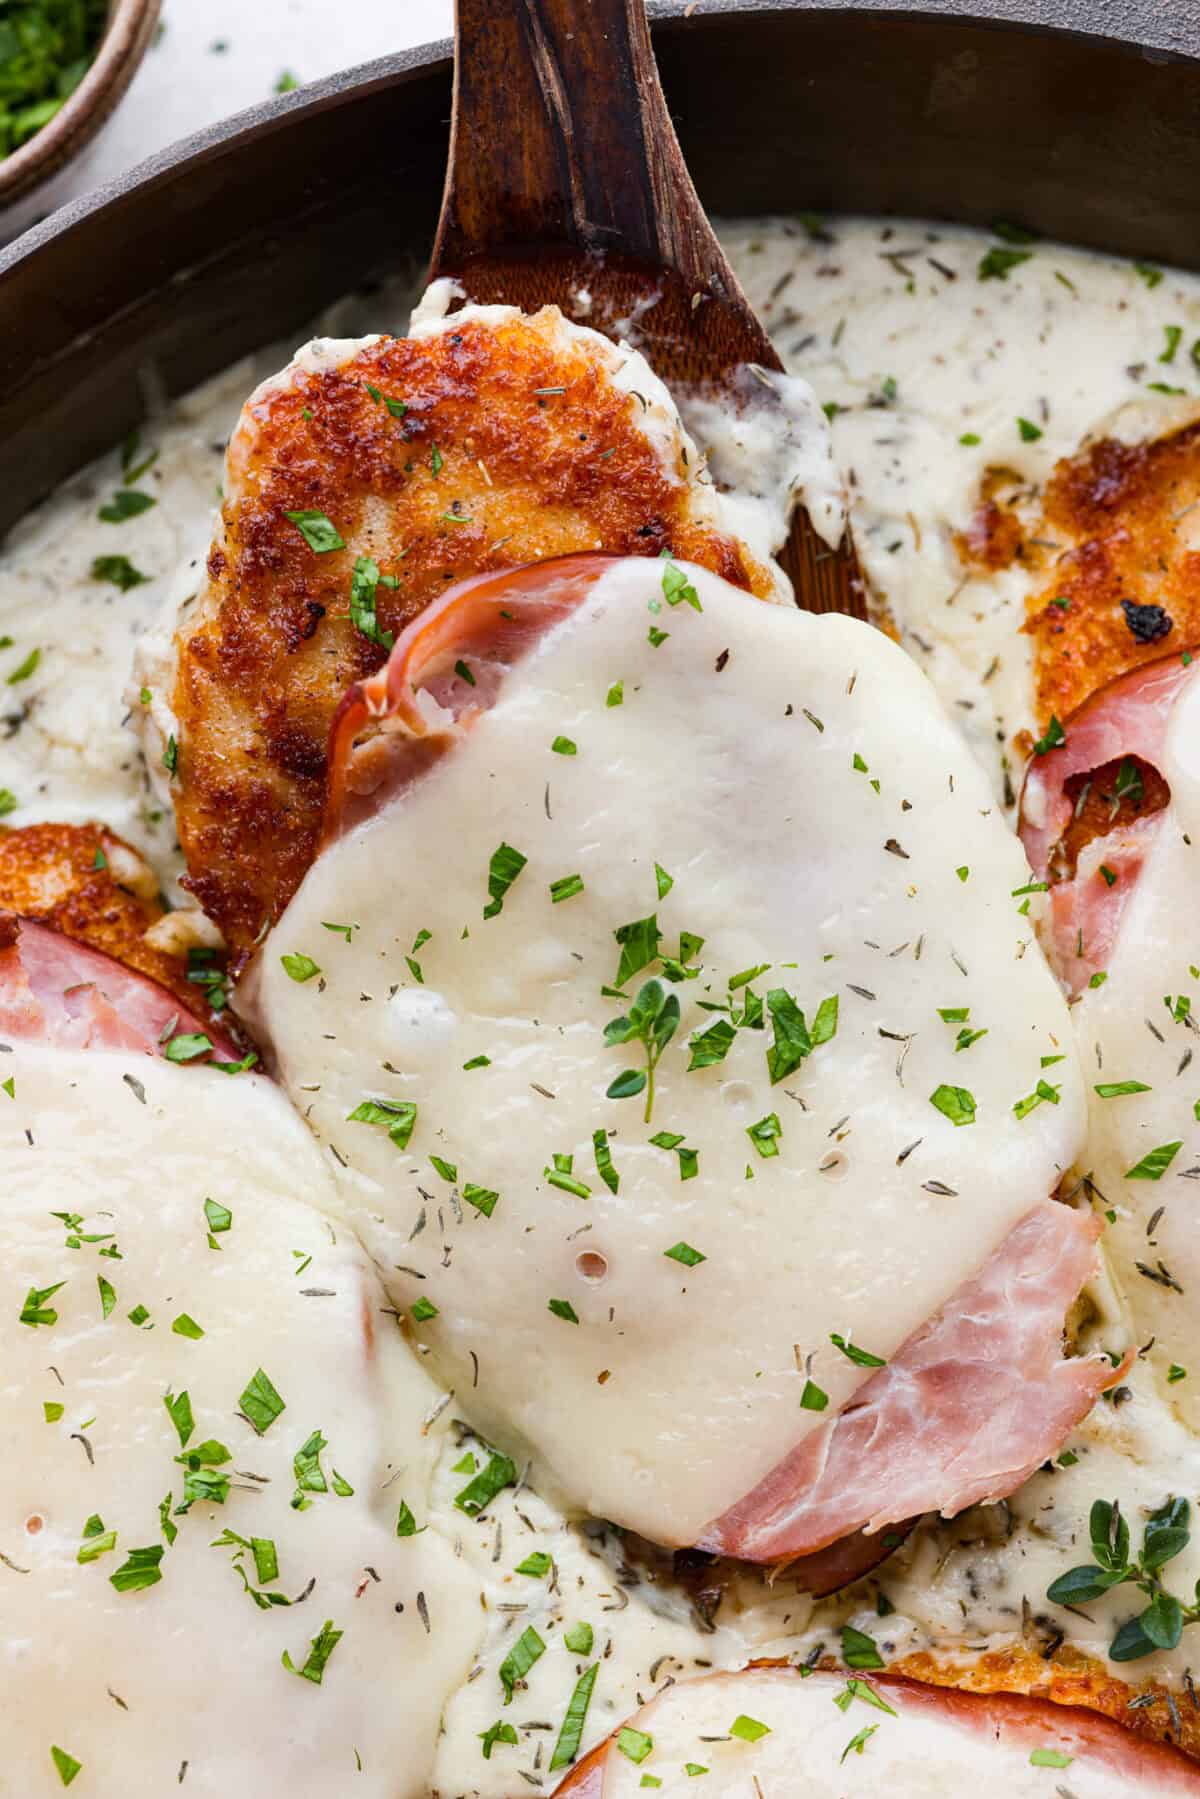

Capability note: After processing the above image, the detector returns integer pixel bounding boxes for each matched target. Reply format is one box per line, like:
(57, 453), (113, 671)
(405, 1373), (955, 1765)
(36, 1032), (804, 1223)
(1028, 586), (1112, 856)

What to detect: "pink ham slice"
(324, 552), (615, 841)
(697, 1202), (1117, 1564)
(320, 554), (1111, 1574)
(0, 915), (241, 1060)
(554, 1669), (1200, 1796)
(1019, 653), (1194, 995)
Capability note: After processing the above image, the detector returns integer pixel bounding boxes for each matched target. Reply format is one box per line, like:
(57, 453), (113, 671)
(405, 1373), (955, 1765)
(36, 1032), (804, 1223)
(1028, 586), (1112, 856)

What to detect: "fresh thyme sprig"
(1047, 1495), (1197, 1661)
(603, 978), (680, 1123)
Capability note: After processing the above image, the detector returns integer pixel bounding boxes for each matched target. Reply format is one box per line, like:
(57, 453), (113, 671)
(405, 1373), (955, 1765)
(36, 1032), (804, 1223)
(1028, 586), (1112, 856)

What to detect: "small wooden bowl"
(0, 0), (162, 209)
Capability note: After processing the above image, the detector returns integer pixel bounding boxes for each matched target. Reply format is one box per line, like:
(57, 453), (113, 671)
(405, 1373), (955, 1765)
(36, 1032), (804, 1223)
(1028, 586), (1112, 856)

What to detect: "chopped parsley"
(729, 1714), (771, 1743)
(281, 951), (321, 982)
(617, 1727), (654, 1764)
(661, 560), (702, 611)
(830, 1332), (887, 1369)
(346, 1096), (417, 1151)
(550, 1661), (598, 1770)
(842, 1623), (885, 1669)
(91, 554), (148, 590)
(19, 1281), (65, 1328)
(592, 1129), (619, 1195)
(484, 842), (528, 919)
(454, 1451), (517, 1516)
(480, 1721), (519, 1760)
(284, 509), (345, 553)
(109, 1544), (164, 1593)
(978, 246), (1032, 280)
(664, 1241), (705, 1267)
(551, 735), (577, 755)
(239, 1368), (286, 1434)
(282, 1618), (344, 1684)
(50, 1747), (82, 1788)
(746, 1112), (782, 1158)
(349, 555), (394, 650)
(548, 1298), (580, 1324)
(1032, 714), (1066, 755)
(499, 1625), (546, 1702)
(930, 1083), (976, 1126)
(98, 489), (155, 522)
(1125, 1141), (1182, 1181)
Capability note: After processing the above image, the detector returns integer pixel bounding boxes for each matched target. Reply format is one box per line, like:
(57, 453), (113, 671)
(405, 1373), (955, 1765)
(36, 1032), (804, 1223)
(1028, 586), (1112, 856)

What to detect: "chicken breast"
(245, 553), (1102, 1565)
(163, 303), (778, 965)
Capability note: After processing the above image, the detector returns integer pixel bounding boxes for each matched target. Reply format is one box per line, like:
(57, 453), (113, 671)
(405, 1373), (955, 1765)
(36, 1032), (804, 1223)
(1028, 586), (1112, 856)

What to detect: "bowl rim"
(0, 0), (163, 209)
(2, 0), (1196, 277)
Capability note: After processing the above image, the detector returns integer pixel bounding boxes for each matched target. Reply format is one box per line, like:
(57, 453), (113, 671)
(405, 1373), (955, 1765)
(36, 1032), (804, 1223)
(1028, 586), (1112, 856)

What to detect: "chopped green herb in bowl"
(0, 0), (161, 206)
(0, 0), (109, 160)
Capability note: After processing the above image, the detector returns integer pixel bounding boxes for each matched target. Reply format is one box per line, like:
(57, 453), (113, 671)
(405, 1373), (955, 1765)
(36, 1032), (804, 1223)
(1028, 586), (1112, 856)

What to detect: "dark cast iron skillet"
(1, 0), (1200, 540)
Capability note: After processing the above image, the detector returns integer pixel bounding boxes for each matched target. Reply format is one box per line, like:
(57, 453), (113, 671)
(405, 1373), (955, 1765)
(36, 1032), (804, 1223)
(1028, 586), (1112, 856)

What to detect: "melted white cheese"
(0, 1048), (481, 1796)
(247, 556), (1084, 1548)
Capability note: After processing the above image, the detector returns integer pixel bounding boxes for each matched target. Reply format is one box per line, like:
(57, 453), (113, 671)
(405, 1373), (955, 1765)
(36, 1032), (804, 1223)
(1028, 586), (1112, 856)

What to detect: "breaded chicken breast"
(160, 301), (778, 964)
(0, 820), (227, 1019)
(957, 416), (1200, 740)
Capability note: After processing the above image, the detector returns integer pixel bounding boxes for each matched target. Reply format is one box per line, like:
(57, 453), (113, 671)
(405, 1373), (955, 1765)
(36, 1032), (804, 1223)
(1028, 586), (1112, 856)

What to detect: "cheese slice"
(247, 556), (1087, 1547)
(0, 1048), (480, 1797)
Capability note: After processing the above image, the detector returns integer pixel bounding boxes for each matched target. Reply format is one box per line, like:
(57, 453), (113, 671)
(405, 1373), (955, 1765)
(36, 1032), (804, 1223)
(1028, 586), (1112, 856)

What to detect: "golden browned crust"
(0, 821), (196, 1008)
(173, 309), (775, 963)
(894, 1643), (1200, 1763)
(1024, 427), (1200, 731)
(955, 425), (1200, 743)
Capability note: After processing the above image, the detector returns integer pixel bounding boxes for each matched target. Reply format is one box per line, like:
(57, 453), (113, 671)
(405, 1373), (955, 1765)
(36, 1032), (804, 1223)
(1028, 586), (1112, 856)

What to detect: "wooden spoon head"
(431, 245), (868, 618)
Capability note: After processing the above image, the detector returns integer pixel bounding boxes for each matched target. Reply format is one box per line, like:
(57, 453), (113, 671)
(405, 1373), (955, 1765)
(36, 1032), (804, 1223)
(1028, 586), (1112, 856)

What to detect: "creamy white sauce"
(0, 1048), (482, 1795)
(5, 216), (1200, 1789)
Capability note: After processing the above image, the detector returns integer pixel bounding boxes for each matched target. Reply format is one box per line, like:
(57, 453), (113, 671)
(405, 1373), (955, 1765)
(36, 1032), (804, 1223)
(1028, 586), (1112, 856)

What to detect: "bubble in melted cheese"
(246, 557), (1085, 1549)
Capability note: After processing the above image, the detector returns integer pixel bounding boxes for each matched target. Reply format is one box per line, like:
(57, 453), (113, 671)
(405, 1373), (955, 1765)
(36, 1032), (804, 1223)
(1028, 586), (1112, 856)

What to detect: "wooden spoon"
(429, 0), (867, 620)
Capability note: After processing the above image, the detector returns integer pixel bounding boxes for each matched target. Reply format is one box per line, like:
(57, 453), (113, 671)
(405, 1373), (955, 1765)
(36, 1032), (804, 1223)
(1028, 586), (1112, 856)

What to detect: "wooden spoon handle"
(433, 0), (727, 293)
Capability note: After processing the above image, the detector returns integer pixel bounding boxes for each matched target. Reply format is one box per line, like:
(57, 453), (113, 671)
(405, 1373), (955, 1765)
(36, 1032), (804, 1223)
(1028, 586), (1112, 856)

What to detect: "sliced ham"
(697, 1202), (1116, 1563)
(1020, 652), (1193, 994)
(324, 552), (615, 840)
(554, 1667), (1200, 1796)
(0, 915), (241, 1060)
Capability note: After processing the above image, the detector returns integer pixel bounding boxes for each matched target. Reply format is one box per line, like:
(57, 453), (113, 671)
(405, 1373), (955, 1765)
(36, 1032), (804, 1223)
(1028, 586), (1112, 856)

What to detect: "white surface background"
(3, 0), (454, 242)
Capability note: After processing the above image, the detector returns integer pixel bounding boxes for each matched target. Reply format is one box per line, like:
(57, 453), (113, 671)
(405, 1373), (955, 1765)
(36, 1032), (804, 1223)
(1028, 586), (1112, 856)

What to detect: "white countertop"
(3, 0), (454, 242)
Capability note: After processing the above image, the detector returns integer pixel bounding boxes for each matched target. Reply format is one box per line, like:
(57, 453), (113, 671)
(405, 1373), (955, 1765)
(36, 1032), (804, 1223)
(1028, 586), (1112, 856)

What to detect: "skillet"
(1, 0), (1200, 538)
